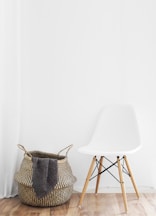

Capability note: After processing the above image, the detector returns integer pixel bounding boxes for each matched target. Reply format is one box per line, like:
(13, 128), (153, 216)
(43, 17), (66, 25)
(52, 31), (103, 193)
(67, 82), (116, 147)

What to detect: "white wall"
(11, 0), (156, 192)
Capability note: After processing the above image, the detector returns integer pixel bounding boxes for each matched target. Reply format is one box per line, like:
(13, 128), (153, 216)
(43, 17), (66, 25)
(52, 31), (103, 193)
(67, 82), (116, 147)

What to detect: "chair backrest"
(89, 104), (141, 151)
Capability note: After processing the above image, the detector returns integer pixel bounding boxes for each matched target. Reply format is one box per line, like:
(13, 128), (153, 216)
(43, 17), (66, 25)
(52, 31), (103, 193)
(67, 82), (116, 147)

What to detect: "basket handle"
(17, 144), (32, 158)
(57, 144), (73, 157)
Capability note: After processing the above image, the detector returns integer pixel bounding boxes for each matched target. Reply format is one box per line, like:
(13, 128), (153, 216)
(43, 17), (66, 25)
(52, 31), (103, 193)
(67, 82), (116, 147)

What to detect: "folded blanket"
(32, 157), (58, 198)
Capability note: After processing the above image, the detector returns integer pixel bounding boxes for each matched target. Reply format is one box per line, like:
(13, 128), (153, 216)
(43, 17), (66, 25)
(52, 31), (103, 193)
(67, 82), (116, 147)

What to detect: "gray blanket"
(32, 157), (58, 198)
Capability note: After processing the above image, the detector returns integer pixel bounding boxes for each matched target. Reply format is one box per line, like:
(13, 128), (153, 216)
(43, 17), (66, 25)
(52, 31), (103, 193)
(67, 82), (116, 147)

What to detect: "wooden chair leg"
(95, 156), (104, 194)
(117, 156), (128, 213)
(78, 156), (97, 207)
(123, 155), (139, 199)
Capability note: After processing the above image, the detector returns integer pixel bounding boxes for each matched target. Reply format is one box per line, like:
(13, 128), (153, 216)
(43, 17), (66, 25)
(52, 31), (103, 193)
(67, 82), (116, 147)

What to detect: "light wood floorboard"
(0, 193), (156, 216)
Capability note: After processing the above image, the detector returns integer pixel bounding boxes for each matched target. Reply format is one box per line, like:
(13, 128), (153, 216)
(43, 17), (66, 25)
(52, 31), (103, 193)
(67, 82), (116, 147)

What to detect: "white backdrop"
(1, 0), (156, 198)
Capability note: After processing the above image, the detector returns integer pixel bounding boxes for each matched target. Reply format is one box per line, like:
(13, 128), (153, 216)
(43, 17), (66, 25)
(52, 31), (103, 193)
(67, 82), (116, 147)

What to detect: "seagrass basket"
(15, 144), (76, 207)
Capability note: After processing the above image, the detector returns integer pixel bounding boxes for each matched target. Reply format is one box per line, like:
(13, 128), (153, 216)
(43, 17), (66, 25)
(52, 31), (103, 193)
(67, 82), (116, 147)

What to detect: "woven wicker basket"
(15, 144), (76, 207)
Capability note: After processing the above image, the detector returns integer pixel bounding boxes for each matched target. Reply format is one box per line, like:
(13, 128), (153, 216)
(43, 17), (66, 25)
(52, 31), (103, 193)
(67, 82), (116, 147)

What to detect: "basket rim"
(25, 151), (67, 163)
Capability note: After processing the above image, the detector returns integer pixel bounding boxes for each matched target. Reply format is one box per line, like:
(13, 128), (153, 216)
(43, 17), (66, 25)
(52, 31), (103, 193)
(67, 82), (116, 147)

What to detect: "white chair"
(78, 104), (141, 212)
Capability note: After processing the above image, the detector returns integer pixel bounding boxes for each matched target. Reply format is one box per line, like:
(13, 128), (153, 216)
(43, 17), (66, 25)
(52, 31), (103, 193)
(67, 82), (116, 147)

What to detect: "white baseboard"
(74, 186), (156, 193)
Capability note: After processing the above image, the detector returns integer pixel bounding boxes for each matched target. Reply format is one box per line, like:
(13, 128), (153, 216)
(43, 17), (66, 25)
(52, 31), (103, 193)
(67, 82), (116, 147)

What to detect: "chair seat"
(78, 144), (141, 156)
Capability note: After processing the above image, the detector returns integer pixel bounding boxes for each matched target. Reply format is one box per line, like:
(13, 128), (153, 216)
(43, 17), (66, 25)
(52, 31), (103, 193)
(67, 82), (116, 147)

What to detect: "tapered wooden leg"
(95, 156), (104, 194)
(117, 156), (128, 213)
(78, 156), (97, 207)
(123, 155), (139, 199)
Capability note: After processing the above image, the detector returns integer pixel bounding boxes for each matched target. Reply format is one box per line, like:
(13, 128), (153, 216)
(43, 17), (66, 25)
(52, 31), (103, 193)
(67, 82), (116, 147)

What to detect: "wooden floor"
(0, 193), (156, 216)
